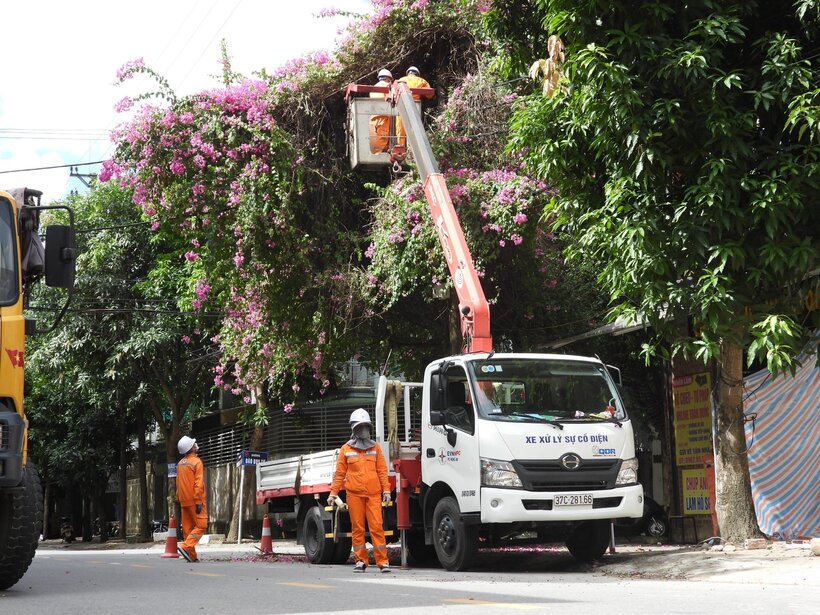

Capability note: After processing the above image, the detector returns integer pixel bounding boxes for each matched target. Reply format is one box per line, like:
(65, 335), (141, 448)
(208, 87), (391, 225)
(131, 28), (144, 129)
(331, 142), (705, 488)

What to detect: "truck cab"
(417, 352), (643, 569)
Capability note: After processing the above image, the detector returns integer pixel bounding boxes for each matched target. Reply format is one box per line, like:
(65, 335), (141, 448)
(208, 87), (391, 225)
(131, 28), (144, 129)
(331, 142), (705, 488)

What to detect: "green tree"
(492, 0), (820, 542)
(27, 182), (215, 536)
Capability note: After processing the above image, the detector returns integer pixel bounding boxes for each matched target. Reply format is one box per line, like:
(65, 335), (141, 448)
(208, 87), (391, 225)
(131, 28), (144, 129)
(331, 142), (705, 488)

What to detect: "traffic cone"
(161, 515), (180, 558)
(258, 514), (273, 555)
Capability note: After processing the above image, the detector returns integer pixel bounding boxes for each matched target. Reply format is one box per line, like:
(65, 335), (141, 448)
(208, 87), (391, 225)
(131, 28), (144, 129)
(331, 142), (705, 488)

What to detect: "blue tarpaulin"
(743, 334), (819, 539)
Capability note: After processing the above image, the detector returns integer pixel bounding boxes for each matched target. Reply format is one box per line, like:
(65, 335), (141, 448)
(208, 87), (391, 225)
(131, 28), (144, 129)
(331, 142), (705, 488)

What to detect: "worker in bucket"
(176, 436), (207, 563)
(396, 65), (432, 148)
(369, 68), (394, 153)
(328, 408), (392, 573)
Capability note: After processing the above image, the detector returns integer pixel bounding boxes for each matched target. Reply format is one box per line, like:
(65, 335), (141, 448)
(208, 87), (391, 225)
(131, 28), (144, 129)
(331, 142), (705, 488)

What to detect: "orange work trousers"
(180, 503), (208, 559)
(369, 116), (393, 154)
(347, 493), (388, 567)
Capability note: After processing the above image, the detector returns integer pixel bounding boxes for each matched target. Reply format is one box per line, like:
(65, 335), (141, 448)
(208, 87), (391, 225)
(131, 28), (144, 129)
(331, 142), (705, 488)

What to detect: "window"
(468, 358), (626, 423)
(0, 198), (19, 306)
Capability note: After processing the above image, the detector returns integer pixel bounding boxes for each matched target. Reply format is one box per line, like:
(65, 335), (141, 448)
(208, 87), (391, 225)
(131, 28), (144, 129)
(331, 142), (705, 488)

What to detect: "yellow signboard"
(672, 372), (713, 466)
(682, 468), (711, 515)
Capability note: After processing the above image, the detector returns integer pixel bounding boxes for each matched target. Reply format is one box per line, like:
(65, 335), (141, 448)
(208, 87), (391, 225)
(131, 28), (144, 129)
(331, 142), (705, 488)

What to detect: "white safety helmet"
(377, 68), (393, 81)
(178, 435), (196, 455)
(406, 66), (420, 76)
(349, 408), (372, 429)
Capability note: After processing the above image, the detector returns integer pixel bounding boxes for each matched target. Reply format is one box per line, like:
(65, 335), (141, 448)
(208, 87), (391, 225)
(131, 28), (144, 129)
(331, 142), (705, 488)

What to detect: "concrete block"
(811, 538), (820, 556)
(744, 538), (770, 550)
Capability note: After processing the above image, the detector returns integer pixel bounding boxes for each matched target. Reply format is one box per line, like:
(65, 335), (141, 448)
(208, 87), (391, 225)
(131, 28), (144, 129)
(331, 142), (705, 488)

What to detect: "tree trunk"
(42, 480), (51, 539)
(226, 390), (267, 543)
(449, 289), (461, 355)
(714, 336), (764, 544)
(137, 412), (150, 541)
(118, 406), (128, 540)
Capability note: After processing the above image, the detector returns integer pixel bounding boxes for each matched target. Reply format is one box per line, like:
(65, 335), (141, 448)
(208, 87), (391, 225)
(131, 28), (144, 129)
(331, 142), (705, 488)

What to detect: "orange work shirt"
(330, 443), (390, 497)
(176, 453), (205, 507)
(398, 74), (431, 100)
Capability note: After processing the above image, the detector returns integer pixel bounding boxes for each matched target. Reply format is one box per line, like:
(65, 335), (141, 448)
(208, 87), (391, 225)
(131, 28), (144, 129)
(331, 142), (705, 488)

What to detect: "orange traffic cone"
(161, 515), (180, 558)
(258, 514), (273, 555)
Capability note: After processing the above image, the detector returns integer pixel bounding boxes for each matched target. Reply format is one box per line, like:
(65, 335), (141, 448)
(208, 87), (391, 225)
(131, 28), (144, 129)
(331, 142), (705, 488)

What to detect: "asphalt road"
(1, 547), (815, 614)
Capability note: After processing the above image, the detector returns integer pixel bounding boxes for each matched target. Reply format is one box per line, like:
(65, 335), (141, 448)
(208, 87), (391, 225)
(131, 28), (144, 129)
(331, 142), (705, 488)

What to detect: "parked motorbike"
(60, 517), (75, 543)
(92, 517), (120, 538)
(614, 493), (668, 538)
(150, 519), (168, 533)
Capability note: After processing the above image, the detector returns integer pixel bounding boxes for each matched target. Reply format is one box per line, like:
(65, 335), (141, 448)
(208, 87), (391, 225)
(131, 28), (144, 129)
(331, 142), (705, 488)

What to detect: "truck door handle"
(426, 448), (435, 458)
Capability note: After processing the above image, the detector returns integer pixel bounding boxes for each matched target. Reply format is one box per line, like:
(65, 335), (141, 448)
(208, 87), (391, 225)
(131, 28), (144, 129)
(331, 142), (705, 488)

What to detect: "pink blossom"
(511, 234), (523, 245)
(184, 251), (199, 262)
(114, 96), (133, 113)
(283, 403), (295, 413)
(116, 57), (145, 81)
(182, 335), (191, 344)
(170, 159), (185, 175)
(513, 213), (528, 225)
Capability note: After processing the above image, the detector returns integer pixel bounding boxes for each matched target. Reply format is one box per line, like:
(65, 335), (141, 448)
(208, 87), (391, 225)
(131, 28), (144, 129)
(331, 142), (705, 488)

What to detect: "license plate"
(554, 493), (593, 507)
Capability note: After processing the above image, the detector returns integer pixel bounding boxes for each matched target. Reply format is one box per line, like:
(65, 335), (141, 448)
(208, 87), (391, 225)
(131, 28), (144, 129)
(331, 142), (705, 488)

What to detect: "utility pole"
(69, 166), (96, 193)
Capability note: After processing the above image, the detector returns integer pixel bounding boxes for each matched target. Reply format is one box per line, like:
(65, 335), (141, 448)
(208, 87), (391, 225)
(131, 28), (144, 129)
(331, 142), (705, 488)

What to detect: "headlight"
(616, 457), (639, 485)
(481, 458), (522, 488)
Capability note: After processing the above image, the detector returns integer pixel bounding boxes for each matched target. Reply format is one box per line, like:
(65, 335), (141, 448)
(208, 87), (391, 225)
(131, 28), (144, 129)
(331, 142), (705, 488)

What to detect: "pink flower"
(184, 251), (199, 262)
(182, 335), (191, 344)
(170, 160), (185, 175)
(513, 213), (528, 225)
(114, 97), (133, 113)
(283, 403), (295, 414)
(116, 58), (145, 81)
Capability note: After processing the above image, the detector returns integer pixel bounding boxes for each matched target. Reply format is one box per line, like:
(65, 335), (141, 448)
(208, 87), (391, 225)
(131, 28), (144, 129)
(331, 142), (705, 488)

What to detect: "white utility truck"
(254, 77), (644, 571)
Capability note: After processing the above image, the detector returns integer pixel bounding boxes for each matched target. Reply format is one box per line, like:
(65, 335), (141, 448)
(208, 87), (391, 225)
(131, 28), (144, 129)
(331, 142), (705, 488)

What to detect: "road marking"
(186, 571), (225, 577)
(444, 598), (544, 610)
(130, 564), (151, 569)
(278, 582), (335, 589)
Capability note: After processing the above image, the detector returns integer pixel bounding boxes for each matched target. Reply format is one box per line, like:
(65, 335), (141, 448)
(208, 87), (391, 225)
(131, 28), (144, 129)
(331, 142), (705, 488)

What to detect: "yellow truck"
(0, 188), (75, 590)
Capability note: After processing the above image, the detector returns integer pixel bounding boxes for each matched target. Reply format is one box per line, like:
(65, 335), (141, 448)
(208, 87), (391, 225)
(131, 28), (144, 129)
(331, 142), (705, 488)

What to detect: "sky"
(0, 0), (371, 202)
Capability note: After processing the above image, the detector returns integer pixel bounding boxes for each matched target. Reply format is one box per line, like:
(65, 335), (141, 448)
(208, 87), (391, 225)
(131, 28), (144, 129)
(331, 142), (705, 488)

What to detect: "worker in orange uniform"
(176, 436), (207, 563)
(328, 408), (392, 573)
(369, 68), (394, 154)
(395, 66), (431, 148)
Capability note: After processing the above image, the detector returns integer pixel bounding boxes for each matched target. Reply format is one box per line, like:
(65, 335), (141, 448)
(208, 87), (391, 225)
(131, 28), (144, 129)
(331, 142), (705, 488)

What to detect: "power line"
(0, 160), (105, 175)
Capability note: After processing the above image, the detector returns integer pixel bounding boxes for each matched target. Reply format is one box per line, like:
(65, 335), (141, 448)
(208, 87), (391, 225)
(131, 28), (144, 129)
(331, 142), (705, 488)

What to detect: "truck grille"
(512, 459), (621, 491)
(0, 422), (7, 450)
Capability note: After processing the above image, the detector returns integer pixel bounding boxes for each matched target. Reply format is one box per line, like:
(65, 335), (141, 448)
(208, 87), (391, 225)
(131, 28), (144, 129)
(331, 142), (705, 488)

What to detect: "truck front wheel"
(566, 520), (610, 563)
(0, 464), (43, 591)
(432, 497), (477, 571)
(302, 506), (334, 564)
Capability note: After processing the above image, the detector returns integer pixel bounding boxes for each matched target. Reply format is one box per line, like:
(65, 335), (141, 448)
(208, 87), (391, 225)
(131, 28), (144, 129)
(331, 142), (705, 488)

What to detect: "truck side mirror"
(430, 409), (447, 426)
(45, 225), (76, 289)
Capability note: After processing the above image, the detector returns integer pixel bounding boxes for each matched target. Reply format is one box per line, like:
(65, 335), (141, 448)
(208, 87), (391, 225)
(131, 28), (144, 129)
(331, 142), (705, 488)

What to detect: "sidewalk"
(37, 536), (819, 585)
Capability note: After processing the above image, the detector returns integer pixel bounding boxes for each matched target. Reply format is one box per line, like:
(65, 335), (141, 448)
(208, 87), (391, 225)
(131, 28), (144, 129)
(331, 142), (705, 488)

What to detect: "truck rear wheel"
(432, 497), (477, 571)
(303, 506), (335, 564)
(0, 464), (43, 591)
(566, 520), (610, 563)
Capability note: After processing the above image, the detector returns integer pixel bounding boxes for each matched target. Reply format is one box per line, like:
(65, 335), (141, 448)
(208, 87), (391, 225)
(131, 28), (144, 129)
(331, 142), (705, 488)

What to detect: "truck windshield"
(467, 358), (626, 423)
(0, 198), (19, 306)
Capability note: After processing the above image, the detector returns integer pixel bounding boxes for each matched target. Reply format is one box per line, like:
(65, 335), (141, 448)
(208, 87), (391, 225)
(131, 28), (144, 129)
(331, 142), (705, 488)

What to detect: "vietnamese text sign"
(682, 468), (711, 515)
(238, 450), (268, 467)
(673, 372), (713, 466)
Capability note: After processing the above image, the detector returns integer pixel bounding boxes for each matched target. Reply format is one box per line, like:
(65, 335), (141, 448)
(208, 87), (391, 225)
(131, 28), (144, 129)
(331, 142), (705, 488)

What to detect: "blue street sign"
(238, 450), (268, 466)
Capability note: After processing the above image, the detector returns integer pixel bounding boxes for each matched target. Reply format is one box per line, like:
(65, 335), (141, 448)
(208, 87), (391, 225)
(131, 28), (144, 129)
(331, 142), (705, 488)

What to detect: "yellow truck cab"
(0, 188), (75, 590)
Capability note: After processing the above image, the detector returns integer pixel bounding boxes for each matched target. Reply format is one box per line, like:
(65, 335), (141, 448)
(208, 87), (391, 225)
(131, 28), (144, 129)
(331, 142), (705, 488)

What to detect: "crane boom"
(389, 81), (491, 352)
